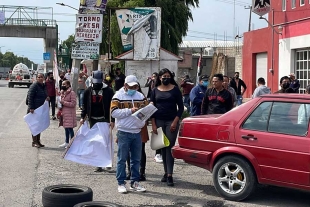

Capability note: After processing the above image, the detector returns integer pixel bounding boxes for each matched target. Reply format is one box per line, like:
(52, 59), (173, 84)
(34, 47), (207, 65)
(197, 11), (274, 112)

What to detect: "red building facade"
(243, 0), (310, 97)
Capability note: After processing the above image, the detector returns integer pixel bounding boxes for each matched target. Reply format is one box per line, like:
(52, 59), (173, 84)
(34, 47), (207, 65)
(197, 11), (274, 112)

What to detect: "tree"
(104, 0), (199, 57)
(0, 51), (36, 69)
(62, 35), (75, 51)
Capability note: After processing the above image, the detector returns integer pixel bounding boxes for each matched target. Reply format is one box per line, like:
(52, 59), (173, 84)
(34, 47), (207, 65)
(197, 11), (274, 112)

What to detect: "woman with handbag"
(58, 80), (77, 148)
(150, 68), (184, 186)
(27, 73), (49, 148)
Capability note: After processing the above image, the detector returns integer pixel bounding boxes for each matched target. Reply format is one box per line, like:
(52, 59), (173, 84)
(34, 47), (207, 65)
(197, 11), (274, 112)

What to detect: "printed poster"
(79, 0), (108, 14)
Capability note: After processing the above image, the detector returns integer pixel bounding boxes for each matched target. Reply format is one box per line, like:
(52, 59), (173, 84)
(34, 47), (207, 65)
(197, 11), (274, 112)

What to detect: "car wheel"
(212, 155), (257, 201)
(74, 201), (119, 207)
(42, 184), (93, 207)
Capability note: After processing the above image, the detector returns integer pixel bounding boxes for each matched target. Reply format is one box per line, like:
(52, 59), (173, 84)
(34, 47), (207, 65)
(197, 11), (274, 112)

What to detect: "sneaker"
(118, 184), (127, 193)
(59, 142), (68, 148)
(130, 181), (146, 192)
(161, 173), (167, 182)
(94, 167), (104, 172)
(52, 116), (56, 120)
(167, 176), (174, 187)
(154, 154), (163, 163)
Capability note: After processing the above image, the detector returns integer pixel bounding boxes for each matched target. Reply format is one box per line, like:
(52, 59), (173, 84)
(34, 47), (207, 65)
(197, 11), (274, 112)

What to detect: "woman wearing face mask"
(59, 80), (77, 148)
(150, 68), (184, 187)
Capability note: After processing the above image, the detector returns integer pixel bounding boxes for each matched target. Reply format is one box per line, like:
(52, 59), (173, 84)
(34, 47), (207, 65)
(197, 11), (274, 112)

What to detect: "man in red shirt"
(45, 72), (56, 120)
(180, 75), (194, 112)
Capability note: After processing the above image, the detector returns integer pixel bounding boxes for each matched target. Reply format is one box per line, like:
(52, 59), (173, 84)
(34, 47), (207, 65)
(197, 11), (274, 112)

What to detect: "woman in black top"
(150, 68), (184, 186)
(27, 73), (49, 148)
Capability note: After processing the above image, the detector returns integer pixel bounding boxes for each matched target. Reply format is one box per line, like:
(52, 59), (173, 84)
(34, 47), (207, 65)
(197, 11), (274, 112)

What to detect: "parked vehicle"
(8, 63), (33, 88)
(172, 94), (310, 201)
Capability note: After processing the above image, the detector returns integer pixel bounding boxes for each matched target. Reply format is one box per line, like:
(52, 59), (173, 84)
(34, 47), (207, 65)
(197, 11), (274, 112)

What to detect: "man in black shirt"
(229, 72), (247, 106)
(114, 68), (126, 91)
(201, 73), (233, 115)
(80, 70), (115, 172)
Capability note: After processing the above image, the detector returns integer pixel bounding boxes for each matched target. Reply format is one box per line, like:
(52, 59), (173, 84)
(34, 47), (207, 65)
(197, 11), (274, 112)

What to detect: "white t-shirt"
(65, 72), (72, 83)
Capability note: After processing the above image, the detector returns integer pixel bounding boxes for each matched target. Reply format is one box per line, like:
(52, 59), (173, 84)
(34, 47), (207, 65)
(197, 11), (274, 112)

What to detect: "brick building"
(243, 0), (310, 97)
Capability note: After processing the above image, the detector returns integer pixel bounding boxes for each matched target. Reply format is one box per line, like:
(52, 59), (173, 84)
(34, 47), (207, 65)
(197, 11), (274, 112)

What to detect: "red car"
(172, 94), (310, 201)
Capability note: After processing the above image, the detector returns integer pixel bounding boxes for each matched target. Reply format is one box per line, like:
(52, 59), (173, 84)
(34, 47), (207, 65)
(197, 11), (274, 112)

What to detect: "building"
(243, 0), (310, 97)
(178, 40), (243, 82)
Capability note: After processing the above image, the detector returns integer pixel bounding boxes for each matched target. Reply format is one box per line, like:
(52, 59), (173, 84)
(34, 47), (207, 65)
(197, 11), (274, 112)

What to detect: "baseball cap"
(199, 75), (209, 81)
(92, 70), (103, 83)
(125, 75), (138, 86)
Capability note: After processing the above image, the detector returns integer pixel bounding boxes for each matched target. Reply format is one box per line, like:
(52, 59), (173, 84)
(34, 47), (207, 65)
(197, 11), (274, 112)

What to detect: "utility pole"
(244, 6), (252, 32)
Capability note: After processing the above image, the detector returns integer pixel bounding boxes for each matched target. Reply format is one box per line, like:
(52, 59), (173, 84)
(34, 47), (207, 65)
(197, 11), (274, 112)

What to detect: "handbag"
(150, 127), (170, 150)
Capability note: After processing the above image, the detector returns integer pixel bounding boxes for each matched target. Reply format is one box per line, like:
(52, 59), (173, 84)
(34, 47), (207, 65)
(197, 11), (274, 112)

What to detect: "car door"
(235, 100), (310, 186)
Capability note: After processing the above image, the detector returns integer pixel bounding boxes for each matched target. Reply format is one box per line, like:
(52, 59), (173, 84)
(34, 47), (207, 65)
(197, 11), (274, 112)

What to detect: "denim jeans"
(183, 94), (190, 112)
(116, 130), (142, 185)
(65, 128), (74, 143)
(77, 89), (85, 108)
(237, 95), (243, 106)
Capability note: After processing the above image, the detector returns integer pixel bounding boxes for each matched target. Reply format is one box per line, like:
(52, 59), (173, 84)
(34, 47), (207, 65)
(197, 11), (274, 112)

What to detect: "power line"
(188, 30), (234, 38)
(213, 0), (249, 7)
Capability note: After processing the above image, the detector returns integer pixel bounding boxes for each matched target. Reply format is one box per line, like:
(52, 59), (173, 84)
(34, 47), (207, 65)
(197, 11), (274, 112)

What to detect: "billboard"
(75, 14), (103, 43)
(71, 42), (100, 60)
(79, 0), (108, 14)
(115, 7), (161, 60)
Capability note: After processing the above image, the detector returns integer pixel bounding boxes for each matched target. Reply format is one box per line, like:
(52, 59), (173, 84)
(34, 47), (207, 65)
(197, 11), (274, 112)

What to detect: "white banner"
(75, 14), (103, 43)
(24, 101), (50, 136)
(64, 122), (114, 167)
(71, 42), (100, 60)
(115, 7), (161, 60)
(0, 11), (5, 24)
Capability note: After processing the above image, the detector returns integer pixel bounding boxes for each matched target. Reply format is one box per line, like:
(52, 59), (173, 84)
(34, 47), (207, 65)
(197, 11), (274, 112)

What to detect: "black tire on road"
(42, 184), (93, 207)
(74, 201), (119, 207)
(212, 155), (257, 201)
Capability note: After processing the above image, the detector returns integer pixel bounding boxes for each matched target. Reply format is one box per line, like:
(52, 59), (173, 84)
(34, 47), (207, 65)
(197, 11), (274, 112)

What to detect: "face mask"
(60, 76), (64, 79)
(61, 86), (67, 91)
(50, 77), (54, 80)
(202, 81), (208, 87)
(127, 89), (136, 96)
(162, 78), (170, 86)
(283, 82), (290, 89)
(93, 83), (103, 90)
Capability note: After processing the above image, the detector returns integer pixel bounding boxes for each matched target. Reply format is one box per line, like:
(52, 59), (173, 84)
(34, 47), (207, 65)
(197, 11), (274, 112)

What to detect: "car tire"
(42, 184), (93, 207)
(74, 201), (119, 207)
(212, 155), (257, 201)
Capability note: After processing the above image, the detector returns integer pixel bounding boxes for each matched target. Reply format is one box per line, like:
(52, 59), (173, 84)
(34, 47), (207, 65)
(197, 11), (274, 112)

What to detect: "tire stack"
(42, 184), (119, 207)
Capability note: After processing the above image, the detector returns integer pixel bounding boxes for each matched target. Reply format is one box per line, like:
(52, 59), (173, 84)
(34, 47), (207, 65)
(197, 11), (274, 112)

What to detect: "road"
(0, 79), (310, 207)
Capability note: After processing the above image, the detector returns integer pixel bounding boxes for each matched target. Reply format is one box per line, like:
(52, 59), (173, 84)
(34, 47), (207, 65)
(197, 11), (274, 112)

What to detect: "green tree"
(0, 52), (36, 69)
(62, 35), (75, 51)
(104, 0), (199, 57)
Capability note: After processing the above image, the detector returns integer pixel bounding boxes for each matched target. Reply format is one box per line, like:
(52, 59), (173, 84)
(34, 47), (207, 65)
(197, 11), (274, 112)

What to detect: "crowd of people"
(26, 67), (302, 193)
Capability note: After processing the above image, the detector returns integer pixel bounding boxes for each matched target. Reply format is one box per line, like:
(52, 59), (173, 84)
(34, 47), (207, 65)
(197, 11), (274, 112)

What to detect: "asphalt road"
(0, 79), (310, 207)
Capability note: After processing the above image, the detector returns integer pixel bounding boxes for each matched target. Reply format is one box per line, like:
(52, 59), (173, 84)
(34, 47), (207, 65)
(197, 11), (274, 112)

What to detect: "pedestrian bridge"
(0, 5), (58, 69)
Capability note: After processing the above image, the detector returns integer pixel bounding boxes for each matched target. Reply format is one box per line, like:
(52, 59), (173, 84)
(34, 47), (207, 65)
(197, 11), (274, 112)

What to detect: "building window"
(300, 0), (305, 6)
(282, 0), (286, 11)
(296, 50), (310, 93)
(291, 0), (296, 8)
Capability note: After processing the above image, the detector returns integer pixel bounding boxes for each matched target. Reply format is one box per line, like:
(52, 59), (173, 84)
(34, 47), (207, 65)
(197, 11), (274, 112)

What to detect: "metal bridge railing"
(3, 18), (57, 27)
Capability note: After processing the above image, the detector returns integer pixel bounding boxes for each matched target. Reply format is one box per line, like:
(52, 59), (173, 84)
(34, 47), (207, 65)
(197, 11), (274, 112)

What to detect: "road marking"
(14, 95), (27, 116)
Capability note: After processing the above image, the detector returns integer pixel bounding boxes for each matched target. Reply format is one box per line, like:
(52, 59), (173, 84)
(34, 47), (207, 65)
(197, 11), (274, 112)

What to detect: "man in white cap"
(110, 75), (148, 193)
(289, 73), (300, 93)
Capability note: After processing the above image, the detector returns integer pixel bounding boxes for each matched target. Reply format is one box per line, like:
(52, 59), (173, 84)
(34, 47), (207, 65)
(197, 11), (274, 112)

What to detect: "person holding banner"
(111, 75), (148, 193)
(80, 70), (115, 172)
(150, 68), (184, 187)
(27, 73), (49, 148)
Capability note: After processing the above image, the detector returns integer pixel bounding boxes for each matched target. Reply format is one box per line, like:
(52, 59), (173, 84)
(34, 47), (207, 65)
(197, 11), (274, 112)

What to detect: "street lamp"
(259, 16), (282, 35)
(56, 3), (79, 11)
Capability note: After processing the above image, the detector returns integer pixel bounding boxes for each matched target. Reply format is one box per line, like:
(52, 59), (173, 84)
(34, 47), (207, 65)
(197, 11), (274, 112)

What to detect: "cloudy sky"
(0, 0), (266, 64)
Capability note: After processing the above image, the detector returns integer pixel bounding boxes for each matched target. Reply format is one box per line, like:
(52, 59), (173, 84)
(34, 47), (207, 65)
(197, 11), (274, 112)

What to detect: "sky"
(0, 0), (267, 64)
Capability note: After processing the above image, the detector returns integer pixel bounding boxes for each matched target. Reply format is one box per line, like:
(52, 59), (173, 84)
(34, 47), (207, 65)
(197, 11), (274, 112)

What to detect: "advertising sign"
(71, 42), (100, 60)
(115, 7), (161, 60)
(75, 14), (103, 43)
(252, 0), (271, 16)
(0, 11), (5, 24)
(79, 0), (108, 14)
(43, 53), (50, 63)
